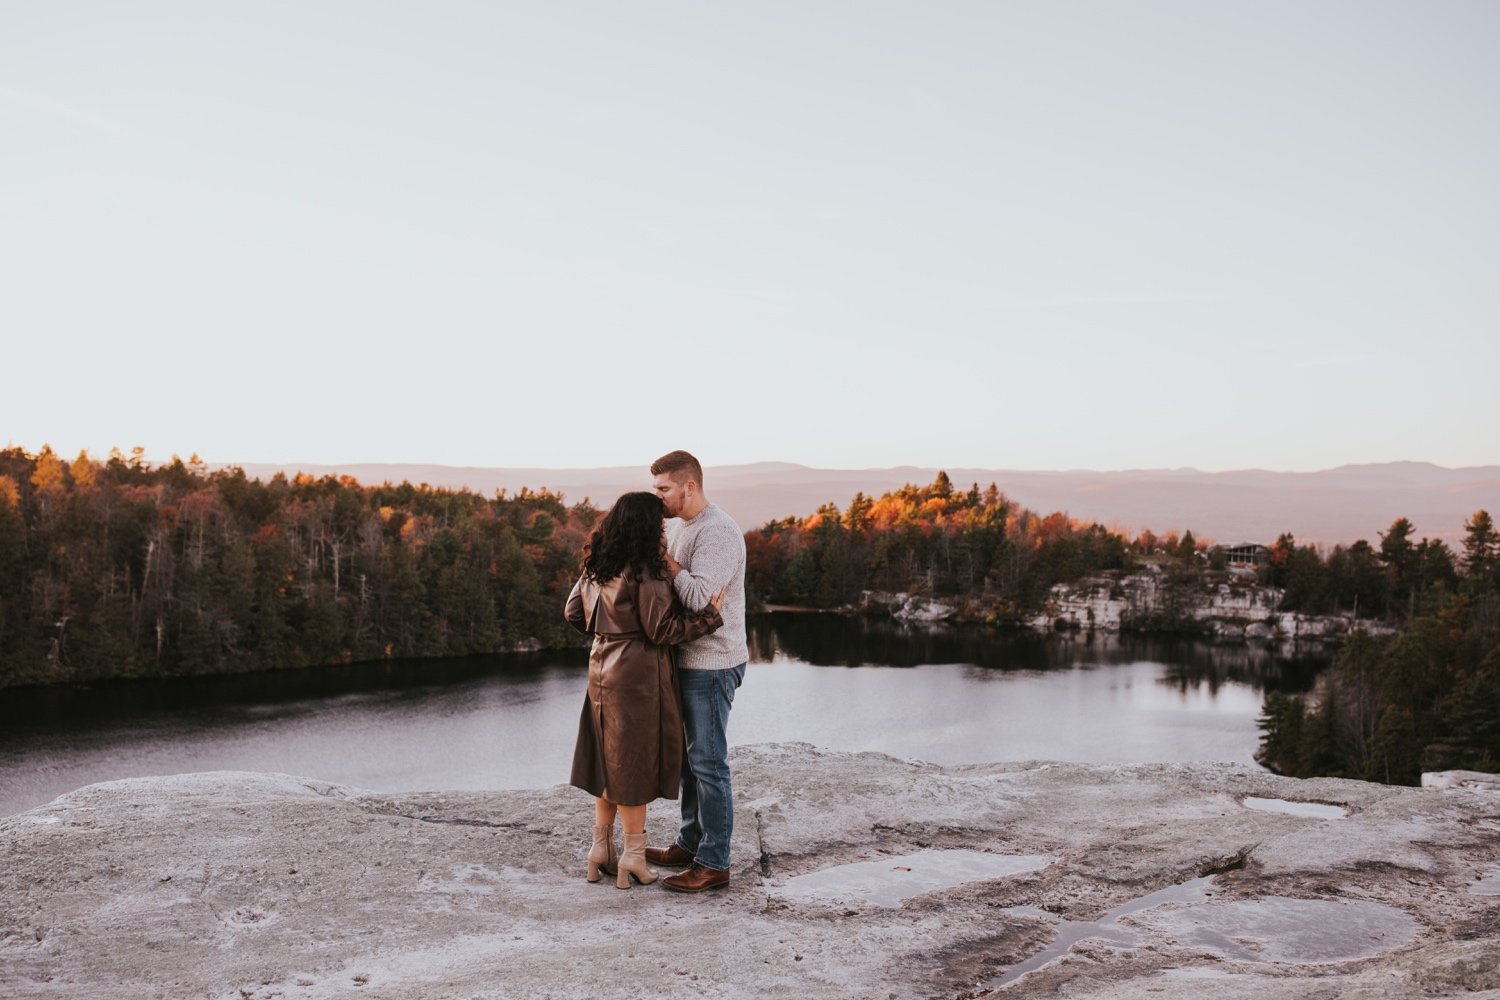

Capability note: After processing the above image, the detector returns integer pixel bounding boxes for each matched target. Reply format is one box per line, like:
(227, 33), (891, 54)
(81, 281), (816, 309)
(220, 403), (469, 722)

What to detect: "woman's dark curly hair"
(582, 491), (668, 583)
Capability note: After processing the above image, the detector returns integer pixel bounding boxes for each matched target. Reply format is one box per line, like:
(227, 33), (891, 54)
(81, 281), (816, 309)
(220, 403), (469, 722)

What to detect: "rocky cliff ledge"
(874, 570), (1394, 642)
(3, 745), (1498, 999)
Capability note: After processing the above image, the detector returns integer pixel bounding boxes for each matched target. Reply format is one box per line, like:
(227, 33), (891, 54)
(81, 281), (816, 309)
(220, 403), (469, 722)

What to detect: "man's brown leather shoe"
(644, 842), (694, 867)
(661, 862), (730, 893)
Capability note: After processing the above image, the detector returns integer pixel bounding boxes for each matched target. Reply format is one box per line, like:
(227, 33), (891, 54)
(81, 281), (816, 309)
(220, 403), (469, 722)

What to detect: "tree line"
(0, 446), (596, 688)
(749, 473), (1500, 784)
(1256, 589), (1499, 784)
(1260, 515), (1498, 621)
(1251, 511), (1500, 785)
(745, 471), (1130, 616)
(746, 471), (1500, 628)
(1252, 508), (1499, 784)
(4, 446), (1497, 786)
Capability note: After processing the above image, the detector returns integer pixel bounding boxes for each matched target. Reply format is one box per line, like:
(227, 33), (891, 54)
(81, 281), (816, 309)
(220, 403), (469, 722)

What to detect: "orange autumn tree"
(744, 472), (1126, 613)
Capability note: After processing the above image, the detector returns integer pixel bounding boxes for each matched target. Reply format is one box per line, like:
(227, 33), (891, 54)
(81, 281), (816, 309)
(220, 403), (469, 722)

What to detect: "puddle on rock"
(1133, 895), (1418, 964)
(1471, 869), (1500, 896)
(1241, 796), (1347, 820)
(770, 849), (1053, 908)
(987, 877), (1417, 990)
(989, 875), (1216, 989)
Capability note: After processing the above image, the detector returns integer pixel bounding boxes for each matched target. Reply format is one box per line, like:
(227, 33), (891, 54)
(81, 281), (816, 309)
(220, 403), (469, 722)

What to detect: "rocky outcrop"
(1424, 770), (1500, 793)
(3, 744), (1498, 999)
(867, 571), (1395, 643)
(1025, 570), (1366, 639)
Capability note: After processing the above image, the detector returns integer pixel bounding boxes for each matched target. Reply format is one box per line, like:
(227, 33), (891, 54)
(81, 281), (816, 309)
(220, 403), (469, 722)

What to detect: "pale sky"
(3, 1), (1497, 472)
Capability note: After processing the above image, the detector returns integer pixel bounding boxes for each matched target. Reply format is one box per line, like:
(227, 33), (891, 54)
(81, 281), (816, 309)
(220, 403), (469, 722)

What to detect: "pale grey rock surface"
(1023, 572), (1395, 640)
(3, 744), (1499, 999)
(1424, 770), (1500, 793)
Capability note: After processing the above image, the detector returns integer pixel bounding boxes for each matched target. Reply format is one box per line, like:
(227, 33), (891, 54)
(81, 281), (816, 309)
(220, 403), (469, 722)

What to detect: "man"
(646, 449), (747, 892)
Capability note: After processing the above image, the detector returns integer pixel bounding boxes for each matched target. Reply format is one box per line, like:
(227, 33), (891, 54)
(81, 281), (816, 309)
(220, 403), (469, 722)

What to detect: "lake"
(0, 613), (1329, 818)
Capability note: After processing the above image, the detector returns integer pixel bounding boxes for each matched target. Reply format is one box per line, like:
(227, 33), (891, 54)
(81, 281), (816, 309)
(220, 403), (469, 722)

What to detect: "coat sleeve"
(565, 576), (590, 635)
(638, 575), (722, 647)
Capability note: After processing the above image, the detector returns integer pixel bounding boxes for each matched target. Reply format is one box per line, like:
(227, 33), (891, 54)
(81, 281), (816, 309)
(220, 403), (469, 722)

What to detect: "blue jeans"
(675, 663), (745, 872)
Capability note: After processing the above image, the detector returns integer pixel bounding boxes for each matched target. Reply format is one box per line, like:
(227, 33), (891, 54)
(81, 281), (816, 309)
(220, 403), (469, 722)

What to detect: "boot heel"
(586, 823), (618, 883)
(616, 831), (658, 889)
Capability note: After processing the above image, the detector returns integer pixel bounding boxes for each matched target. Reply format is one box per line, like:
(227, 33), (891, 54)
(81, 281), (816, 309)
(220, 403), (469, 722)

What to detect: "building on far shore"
(1225, 542), (1271, 567)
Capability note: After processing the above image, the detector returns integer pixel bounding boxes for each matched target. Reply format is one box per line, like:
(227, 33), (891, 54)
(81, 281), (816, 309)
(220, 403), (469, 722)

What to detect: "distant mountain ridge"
(218, 460), (1500, 547)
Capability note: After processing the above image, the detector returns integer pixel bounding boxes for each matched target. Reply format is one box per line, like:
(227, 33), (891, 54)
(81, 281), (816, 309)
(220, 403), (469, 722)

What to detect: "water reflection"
(0, 649), (589, 737)
(751, 613), (1327, 694)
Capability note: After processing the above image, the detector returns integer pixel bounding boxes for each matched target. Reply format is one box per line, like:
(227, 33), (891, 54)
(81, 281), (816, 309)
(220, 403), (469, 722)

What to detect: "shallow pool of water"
(1470, 869), (1500, 896)
(1241, 796), (1347, 820)
(991, 876), (1217, 988)
(1134, 895), (1419, 964)
(988, 876), (1418, 989)
(771, 849), (1053, 907)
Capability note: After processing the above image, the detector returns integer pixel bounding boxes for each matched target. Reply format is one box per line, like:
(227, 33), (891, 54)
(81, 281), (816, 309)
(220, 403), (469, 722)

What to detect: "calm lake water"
(0, 613), (1329, 818)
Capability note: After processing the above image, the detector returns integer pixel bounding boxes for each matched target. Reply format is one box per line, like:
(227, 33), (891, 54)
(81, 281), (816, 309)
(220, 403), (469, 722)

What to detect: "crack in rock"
(396, 813), (552, 833)
(1199, 843), (1258, 876)
(754, 808), (772, 878)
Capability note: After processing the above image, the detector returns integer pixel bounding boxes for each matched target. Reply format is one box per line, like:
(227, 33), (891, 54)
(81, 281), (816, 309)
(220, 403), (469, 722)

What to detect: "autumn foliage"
(744, 471), (1128, 616)
(0, 446), (596, 688)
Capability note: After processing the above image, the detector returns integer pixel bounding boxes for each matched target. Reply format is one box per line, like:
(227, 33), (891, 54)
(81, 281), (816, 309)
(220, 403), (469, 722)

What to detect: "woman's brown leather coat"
(567, 570), (722, 806)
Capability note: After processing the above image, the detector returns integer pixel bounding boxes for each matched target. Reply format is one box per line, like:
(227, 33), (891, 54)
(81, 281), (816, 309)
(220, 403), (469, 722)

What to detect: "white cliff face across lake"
(0, 615), (1328, 818)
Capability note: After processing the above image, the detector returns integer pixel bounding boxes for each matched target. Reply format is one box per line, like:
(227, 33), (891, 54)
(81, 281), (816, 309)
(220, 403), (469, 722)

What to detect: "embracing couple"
(564, 450), (747, 892)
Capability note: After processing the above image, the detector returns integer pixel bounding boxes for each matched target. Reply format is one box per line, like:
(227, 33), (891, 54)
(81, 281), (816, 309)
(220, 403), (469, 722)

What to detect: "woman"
(566, 491), (725, 889)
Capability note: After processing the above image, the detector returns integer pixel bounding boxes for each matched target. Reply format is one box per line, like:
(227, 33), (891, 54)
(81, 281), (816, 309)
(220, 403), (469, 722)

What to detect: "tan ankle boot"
(616, 832), (658, 889)
(586, 823), (618, 882)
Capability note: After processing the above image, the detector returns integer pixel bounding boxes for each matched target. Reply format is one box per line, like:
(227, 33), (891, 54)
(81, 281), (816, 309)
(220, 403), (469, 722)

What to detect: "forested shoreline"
(742, 471), (1496, 627)
(743, 473), (1500, 784)
(1256, 592), (1500, 783)
(1250, 514), (1500, 786)
(3, 447), (1497, 787)
(744, 471), (1123, 616)
(0, 446), (595, 688)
